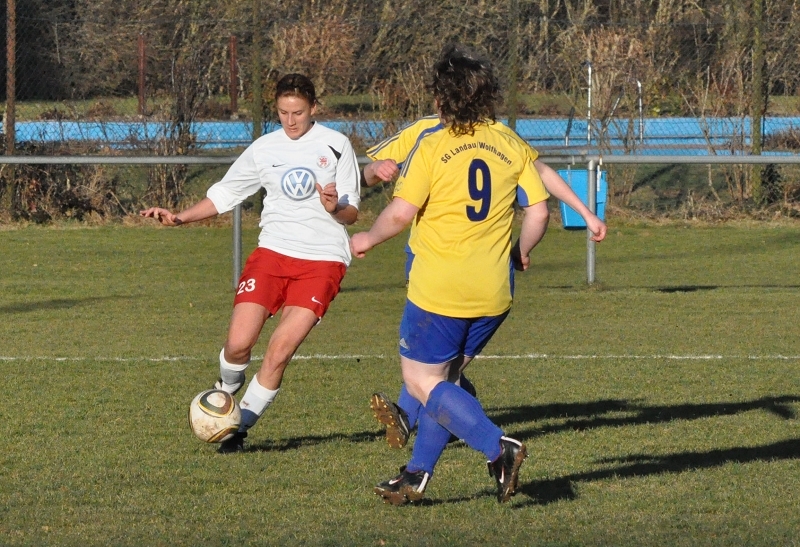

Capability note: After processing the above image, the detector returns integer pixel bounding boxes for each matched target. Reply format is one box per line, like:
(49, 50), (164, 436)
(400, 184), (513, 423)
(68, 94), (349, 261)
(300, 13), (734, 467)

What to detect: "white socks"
(219, 348), (249, 394)
(239, 375), (280, 432)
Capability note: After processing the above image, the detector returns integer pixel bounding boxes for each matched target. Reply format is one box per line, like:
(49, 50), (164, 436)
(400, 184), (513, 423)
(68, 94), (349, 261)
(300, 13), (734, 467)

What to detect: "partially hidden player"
(140, 73), (360, 453)
(350, 44), (551, 504)
(362, 88), (607, 454)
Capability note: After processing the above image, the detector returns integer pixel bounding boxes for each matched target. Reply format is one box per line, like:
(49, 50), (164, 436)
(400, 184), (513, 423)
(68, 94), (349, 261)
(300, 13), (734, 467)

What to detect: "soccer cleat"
(370, 392), (412, 449)
(214, 377), (243, 396)
(217, 431), (247, 454)
(487, 436), (528, 503)
(374, 466), (430, 506)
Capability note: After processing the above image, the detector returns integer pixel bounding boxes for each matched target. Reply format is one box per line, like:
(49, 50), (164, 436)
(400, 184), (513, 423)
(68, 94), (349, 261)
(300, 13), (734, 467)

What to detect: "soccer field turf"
(1, 221), (799, 546)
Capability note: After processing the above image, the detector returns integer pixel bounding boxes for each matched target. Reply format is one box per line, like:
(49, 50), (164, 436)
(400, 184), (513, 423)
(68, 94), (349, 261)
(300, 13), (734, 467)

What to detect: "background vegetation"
(3, 1), (800, 220)
(5, 0), (800, 119)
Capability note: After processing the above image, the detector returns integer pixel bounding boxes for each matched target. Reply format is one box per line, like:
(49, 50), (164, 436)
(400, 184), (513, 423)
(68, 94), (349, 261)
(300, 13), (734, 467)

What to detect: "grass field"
(1, 218), (799, 546)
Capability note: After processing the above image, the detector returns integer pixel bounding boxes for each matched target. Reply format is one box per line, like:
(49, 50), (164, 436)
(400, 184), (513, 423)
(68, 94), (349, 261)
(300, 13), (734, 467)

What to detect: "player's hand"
(373, 159), (400, 183)
(586, 215), (607, 242)
(510, 240), (529, 271)
(140, 207), (183, 226)
(349, 232), (373, 258)
(316, 182), (339, 214)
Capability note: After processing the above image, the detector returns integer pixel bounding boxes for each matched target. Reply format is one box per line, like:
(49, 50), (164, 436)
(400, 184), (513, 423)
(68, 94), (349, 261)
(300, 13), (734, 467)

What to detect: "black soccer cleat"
(487, 436), (528, 503)
(217, 431), (247, 454)
(370, 392), (412, 449)
(214, 377), (243, 396)
(374, 466), (431, 506)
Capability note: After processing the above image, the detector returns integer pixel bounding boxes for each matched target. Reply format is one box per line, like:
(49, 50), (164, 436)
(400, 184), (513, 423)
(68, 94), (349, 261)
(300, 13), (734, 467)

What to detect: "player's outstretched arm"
(350, 197), (418, 258)
(140, 197), (220, 227)
(534, 159), (607, 242)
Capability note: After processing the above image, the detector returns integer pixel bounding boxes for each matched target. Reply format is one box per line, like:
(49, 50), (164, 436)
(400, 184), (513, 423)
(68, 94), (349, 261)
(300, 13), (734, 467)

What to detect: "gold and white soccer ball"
(188, 389), (242, 443)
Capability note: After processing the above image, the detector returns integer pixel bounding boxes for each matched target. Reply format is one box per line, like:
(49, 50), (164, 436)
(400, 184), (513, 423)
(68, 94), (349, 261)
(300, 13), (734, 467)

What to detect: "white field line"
(1, 353), (800, 362)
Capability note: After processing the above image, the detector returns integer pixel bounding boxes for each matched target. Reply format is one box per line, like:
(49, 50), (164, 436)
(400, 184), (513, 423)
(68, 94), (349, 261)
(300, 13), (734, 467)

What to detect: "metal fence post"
(229, 35), (238, 114)
(5, 0), (16, 156)
(3, 0), (17, 215)
(587, 158), (597, 284)
(506, 0), (519, 131)
(137, 33), (146, 116)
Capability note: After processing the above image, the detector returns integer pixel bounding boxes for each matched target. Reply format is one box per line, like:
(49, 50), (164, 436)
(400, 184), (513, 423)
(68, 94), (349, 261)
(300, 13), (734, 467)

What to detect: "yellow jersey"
(394, 121), (549, 317)
(367, 116), (540, 165)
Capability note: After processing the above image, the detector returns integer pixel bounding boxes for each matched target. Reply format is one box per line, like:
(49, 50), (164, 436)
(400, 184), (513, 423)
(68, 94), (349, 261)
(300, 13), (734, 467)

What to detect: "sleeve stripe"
(366, 116), (441, 160)
(399, 124), (444, 178)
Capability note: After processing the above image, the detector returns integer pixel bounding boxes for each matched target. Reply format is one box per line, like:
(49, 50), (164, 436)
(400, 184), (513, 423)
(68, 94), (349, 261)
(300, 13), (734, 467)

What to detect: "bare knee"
(224, 342), (252, 364)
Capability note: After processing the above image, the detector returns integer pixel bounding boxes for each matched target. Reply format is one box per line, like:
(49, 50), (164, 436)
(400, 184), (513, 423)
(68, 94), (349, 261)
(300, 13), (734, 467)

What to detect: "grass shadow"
(518, 437), (800, 506)
(488, 395), (799, 440)
(0, 295), (136, 314)
(656, 285), (718, 293)
(245, 429), (384, 452)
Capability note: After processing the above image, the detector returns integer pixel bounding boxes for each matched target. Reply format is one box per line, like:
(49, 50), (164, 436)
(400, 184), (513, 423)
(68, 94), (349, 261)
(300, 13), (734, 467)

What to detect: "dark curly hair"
(428, 44), (501, 137)
(275, 73), (317, 106)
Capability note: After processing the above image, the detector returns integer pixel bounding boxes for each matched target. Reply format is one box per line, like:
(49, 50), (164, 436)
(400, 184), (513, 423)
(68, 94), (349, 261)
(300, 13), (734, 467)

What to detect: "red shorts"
(234, 247), (346, 318)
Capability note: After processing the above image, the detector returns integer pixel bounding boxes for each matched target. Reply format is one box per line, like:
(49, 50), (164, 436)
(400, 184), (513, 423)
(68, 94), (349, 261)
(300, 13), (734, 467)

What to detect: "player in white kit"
(141, 74), (360, 452)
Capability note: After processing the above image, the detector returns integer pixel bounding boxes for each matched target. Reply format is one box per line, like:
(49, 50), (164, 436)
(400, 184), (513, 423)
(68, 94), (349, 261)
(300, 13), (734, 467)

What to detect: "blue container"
(557, 168), (607, 229)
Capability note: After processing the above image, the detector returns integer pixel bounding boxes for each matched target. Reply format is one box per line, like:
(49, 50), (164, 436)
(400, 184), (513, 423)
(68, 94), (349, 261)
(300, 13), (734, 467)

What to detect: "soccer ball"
(188, 389), (241, 443)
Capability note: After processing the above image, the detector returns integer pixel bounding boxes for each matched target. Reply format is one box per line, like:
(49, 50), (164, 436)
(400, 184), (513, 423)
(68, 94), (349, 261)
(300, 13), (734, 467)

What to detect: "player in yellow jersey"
(363, 91), (607, 454)
(351, 44), (550, 505)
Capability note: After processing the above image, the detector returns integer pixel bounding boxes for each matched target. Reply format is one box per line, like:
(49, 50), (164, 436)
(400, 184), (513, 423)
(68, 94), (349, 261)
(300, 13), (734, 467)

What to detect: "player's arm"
(350, 197), (418, 258)
(535, 159), (607, 242)
(140, 197), (219, 227)
(363, 159), (400, 187)
(316, 182), (358, 225)
(511, 200), (550, 272)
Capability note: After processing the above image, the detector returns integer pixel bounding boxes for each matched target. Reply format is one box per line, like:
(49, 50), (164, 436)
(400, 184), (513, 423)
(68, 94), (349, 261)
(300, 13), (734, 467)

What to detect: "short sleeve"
(515, 159), (549, 207)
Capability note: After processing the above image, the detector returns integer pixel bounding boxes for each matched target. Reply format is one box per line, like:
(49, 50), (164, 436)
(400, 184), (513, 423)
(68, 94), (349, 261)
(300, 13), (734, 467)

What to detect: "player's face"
(277, 95), (317, 140)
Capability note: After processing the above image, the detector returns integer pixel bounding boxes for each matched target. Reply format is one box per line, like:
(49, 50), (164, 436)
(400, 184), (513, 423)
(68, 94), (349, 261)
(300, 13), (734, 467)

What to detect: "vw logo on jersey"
(281, 168), (317, 200)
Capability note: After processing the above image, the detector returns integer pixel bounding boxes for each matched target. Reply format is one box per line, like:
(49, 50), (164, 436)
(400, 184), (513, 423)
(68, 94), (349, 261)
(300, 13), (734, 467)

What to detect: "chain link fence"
(3, 1), (800, 220)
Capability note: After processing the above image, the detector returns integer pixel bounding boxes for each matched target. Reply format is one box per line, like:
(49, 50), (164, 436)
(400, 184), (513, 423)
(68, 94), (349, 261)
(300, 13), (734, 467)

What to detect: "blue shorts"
(398, 300), (510, 364)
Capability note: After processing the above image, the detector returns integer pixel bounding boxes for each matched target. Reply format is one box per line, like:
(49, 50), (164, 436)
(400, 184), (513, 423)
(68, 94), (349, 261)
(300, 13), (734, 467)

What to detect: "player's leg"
(374, 357), (451, 505)
(215, 301), (276, 453)
(219, 306), (318, 454)
(422, 376), (527, 502)
(215, 302), (271, 395)
(238, 256), (345, 434)
(372, 331), (477, 448)
(380, 242), (477, 439)
(239, 305), (318, 423)
(371, 374), (474, 449)
(253, 305), (318, 389)
(425, 311), (527, 503)
(375, 302), (464, 503)
(219, 253), (343, 454)
(216, 248), (284, 396)
(401, 310), (527, 503)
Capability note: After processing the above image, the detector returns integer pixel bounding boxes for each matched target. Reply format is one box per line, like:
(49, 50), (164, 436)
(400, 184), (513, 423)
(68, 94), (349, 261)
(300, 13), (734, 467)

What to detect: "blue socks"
(407, 411), (452, 475)
(397, 384), (421, 428)
(406, 382), (503, 475)
(397, 375), (477, 430)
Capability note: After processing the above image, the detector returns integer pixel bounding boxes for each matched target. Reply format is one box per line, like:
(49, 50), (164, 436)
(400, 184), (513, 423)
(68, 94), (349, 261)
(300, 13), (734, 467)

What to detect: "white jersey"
(207, 122), (361, 265)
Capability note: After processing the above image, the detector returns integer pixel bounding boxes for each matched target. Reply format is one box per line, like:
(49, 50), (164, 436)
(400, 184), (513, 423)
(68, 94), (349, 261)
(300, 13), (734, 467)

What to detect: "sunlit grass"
(1, 222), (799, 546)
